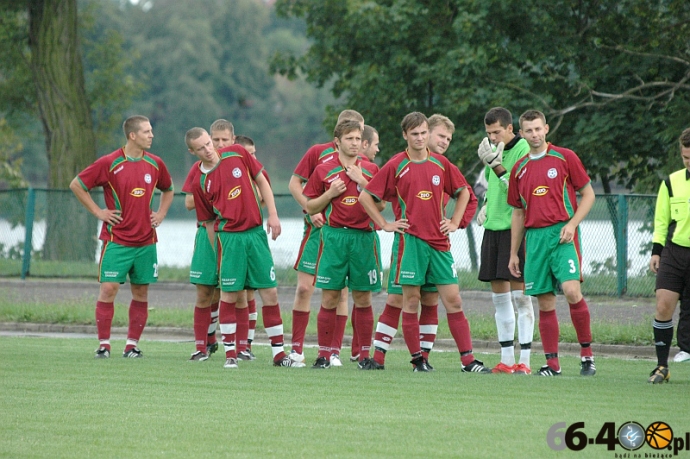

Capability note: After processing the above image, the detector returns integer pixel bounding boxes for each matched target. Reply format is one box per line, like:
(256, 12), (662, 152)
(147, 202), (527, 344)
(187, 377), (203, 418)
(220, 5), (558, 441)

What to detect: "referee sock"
(95, 301), (114, 351)
(402, 311), (422, 357)
(373, 304), (402, 365)
(219, 301), (237, 359)
(125, 300), (148, 352)
(262, 304), (286, 362)
(247, 299), (257, 349)
(207, 301), (219, 345)
(317, 306), (337, 359)
(569, 298), (593, 358)
(290, 310), (310, 355)
(447, 310), (475, 366)
(193, 306), (211, 353)
(236, 306), (249, 354)
(419, 304), (438, 360)
(653, 318), (674, 367)
(539, 309), (560, 371)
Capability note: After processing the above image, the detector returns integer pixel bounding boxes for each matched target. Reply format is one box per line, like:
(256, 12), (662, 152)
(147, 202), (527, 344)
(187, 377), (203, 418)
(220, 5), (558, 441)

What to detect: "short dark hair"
(362, 125), (378, 144)
(484, 107), (513, 128)
(401, 112), (428, 134)
(519, 110), (546, 128)
(679, 128), (690, 149)
(334, 119), (362, 139)
(123, 115), (149, 139)
(185, 127), (207, 149)
(235, 135), (254, 148)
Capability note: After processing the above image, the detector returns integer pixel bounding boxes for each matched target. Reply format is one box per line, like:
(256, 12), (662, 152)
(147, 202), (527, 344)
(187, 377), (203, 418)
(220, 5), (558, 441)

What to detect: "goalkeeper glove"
(477, 137), (504, 169)
(476, 205), (487, 226)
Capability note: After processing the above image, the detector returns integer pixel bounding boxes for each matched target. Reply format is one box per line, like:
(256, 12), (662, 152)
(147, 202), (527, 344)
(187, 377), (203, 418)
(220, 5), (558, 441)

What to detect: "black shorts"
(656, 242), (690, 294)
(478, 228), (525, 283)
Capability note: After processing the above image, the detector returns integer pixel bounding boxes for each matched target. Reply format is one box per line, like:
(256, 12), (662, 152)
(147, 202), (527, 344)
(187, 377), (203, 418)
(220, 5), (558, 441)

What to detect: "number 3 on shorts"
(568, 259), (576, 274)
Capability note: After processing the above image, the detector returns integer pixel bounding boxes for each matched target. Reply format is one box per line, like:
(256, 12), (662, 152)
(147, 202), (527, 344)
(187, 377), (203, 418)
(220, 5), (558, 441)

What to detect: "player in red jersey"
(287, 110), (365, 367)
(302, 120), (383, 369)
(70, 115), (174, 358)
(360, 112), (488, 373)
(507, 110), (596, 377)
(187, 127), (302, 369)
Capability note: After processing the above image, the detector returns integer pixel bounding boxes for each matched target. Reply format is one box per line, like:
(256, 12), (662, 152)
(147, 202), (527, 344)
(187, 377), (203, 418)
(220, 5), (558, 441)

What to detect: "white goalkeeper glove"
(477, 137), (504, 169)
(476, 204), (487, 226)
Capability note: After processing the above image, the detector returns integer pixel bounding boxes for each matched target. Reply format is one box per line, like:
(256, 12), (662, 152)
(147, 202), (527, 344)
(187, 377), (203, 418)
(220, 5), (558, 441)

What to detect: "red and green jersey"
(364, 150), (472, 251)
(303, 158), (379, 231)
(507, 143), (591, 229)
(203, 145), (265, 232)
(75, 148), (173, 247)
(292, 141), (338, 182)
(182, 161), (216, 226)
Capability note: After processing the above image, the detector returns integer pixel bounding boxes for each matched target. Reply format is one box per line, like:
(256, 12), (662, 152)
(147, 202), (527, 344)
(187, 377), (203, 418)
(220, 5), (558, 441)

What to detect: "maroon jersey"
(365, 150), (474, 251)
(292, 141), (338, 181)
(507, 143), (591, 229)
(202, 144), (266, 232)
(182, 161), (216, 226)
(303, 158), (379, 231)
(75, 148), (173, 247)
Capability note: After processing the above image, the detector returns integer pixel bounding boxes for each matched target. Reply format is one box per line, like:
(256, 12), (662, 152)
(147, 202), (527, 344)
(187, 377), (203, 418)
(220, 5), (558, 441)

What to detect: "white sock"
(493, 292), (515, 366)
(513, 289), (535, 367)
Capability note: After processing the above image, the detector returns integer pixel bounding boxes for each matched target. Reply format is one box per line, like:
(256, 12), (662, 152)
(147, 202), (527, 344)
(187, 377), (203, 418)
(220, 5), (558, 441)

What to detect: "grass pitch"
(1, 336), (689, 458)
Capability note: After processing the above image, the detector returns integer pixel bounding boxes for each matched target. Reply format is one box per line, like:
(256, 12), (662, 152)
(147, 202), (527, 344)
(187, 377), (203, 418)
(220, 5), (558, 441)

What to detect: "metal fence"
(0, 188), (657, 297)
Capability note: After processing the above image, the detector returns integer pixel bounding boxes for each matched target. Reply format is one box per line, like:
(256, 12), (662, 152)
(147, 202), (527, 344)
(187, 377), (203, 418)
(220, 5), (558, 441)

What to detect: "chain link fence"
(0, 188), (656, 297)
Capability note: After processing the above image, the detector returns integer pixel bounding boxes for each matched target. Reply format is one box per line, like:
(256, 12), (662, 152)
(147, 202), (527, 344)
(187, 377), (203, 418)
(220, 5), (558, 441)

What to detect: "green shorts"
(315, 226), (382, 292)
(293, 216), (320, 275)
(387, 233), (438, 295)
(393, 233), (457, 287)
(99, 241), (158, 284)
(189, 226), (218, 286)
(217, 225), (277, 292)
(524, 222), (582, 296)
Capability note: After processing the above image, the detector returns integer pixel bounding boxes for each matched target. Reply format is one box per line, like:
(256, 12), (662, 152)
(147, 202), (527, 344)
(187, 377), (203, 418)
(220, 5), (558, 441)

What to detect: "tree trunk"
(29, 0), (97, 262)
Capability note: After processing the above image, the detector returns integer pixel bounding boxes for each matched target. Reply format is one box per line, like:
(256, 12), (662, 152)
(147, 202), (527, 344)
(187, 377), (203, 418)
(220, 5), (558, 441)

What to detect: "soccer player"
(371, 114), (469, 369)
(360, 112), (488, 373)
(187, 127), (302, 369)
(288, 109), (365, 367)
(182, 127), (221, 361)
(507, 109), (596, 377)
(647, 127), (690, 383)
(476, 107), (535, 374)
(70, 115), (174, 358)
(303, 120), (383, 369)
(361, 125), (380, 162)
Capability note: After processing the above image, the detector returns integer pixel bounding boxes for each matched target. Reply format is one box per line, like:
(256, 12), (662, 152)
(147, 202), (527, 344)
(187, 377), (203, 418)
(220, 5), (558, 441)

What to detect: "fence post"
(21, 188), (36, 279)
(616, 194), (628, 296)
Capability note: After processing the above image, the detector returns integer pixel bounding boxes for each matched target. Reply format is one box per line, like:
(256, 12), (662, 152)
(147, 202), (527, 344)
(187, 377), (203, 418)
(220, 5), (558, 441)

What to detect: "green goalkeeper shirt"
(483, 135), (530, 231)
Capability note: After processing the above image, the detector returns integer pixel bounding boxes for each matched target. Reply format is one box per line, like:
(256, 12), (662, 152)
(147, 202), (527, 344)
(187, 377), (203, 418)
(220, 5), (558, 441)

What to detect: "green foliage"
(0, 118), (28, 189)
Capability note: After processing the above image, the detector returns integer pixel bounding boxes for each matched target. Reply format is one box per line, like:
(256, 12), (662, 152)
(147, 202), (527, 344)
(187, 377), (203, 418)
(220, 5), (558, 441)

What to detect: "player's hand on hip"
(439, 218), (458, 235)
(384, 218), (409, 234)
(266, 215), (281, 240)
(98, 208), (122, 226)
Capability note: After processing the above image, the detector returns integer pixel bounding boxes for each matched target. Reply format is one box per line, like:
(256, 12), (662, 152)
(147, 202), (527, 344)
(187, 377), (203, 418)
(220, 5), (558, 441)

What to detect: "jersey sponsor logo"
(399, 167), (410, 178)
(232, 167), (242, 178)
(532, 186), (549, 196)
(432, 175), (440, 186)
(416, 190), (433, 200)
(144, 173), (152, 184)
(327, 174), (340, 183)
(341, 196), (358, 205)
(130, 188), (146, 197)
(113, 165), (124, 175)
(227, 186), (242, 200)
(547, 168), (557, 179)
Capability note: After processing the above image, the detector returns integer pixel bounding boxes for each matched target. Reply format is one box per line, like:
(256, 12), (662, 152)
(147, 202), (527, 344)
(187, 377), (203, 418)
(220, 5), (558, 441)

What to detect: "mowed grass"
(1, 337), (689, 458)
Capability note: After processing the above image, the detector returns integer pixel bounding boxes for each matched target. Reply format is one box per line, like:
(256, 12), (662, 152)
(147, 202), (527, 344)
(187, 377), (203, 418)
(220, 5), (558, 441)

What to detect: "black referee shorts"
(478, 228), (525, 283)
(656, 242), (690, 294)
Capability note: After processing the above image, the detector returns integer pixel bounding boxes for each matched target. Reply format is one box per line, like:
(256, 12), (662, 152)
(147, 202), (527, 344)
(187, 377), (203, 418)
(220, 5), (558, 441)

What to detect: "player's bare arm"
(440, 187), (470, 235)
(509, 208), (526, 278)
(184, 194), (195, 211)
(358, 191), (409, 234)
(150, 188), (174, 228)
(289, 174), (324, 227)
(649, 254), (661, 273)
(559, 184), (595, 244)
(256, 172), (281, 240)
(305, 178), (346, 215)
(69, 177), (123, 226)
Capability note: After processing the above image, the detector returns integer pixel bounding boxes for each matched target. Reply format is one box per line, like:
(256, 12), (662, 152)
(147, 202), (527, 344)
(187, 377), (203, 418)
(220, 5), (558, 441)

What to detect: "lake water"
(1, 217), (653, 276)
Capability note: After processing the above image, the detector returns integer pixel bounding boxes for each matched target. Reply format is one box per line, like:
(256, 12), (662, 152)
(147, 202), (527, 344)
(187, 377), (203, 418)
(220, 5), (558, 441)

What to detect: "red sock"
(247, 299), (257, 344)
(317, 306), (337, 359)
(402, 311), (422, 357)
(208, 301), (219, 345)
(125, 300), (148, 352)
(330, 314), (347, 355)
(95, 301), (114, 350)
(373, 304), (401, 365)
(350, 305), (360, 357)
(262, 304), (286, 361)
(539, 309), (560, 370)
(291, 310), (310, 355)
(447, 311), (475, 366)
(569, 298), (593, 358)
(419, 304), (438, 360)
(236, 306), (249, 353)
(219, 301), (237, 359)
(193, 306), (211, 353)
(354, 306), (373, 359)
